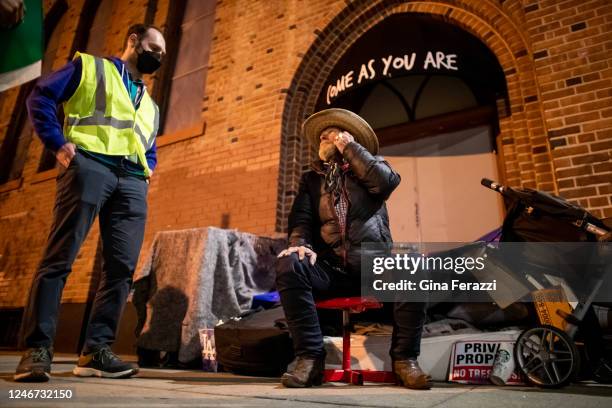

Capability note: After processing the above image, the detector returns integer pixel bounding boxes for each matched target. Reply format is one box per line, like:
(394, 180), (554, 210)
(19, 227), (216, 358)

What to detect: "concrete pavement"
(1, 352), (611, 407)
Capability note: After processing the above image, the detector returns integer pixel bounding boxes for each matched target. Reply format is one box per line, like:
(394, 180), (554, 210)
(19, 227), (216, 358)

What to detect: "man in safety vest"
(14, 24), (165, 382)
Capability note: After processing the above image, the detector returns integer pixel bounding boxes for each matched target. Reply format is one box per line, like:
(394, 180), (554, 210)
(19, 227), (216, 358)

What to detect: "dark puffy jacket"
(288, 142), (401, 273)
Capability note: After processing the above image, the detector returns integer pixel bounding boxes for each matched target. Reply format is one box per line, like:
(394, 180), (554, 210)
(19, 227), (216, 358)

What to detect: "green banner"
(0, 0), (43, 73)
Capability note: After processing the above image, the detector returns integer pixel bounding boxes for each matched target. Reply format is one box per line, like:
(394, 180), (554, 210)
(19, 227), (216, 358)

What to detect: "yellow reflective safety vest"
(63, 52), (159, 176)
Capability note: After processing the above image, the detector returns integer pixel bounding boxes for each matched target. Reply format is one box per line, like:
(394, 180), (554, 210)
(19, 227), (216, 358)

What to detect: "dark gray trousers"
(276, 253), (426, 360)
(20, 150), (148, 353)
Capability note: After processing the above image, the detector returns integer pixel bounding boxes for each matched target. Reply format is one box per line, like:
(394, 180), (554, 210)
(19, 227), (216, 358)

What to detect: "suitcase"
(215, 306), (294, 375)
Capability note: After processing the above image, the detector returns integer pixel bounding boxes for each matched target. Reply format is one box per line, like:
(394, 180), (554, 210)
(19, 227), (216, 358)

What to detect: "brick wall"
(526, 0), (612, 216)
(0, 0), (610, 310)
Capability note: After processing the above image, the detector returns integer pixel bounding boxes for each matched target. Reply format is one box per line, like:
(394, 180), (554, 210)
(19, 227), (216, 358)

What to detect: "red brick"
(589, 196), (609, 207)
(599, 184), (612, 194)
(578, 133), (596, 143)
(575, 174), (612, 186)
(558, 186), (598, 199)
(591, 139), (612, 151)
(557, 165), (593, 178)
(572, 153), (610, 165)
(552, 145), (589, 157)
(593, 162), (612, 173)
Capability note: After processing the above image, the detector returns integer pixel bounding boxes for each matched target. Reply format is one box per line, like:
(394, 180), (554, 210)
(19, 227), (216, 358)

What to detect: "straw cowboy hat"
(302, 108), (379, 155)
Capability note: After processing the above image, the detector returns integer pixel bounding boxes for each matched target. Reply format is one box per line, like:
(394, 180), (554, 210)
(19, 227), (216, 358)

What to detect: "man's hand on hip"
(56, 143), (77, 168)
(277, 246), (317, 265)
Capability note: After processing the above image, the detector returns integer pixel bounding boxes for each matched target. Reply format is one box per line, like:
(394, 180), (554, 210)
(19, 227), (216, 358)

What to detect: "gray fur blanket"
(133, 227), (286, 363)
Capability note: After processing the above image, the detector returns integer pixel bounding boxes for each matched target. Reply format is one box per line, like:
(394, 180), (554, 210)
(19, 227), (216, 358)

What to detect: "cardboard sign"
(448, 340), (524, 385)
(532, 286), (572, 330)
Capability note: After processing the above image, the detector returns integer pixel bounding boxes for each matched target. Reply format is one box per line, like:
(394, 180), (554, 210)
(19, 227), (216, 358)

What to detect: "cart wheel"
(514, 325), (580, 388)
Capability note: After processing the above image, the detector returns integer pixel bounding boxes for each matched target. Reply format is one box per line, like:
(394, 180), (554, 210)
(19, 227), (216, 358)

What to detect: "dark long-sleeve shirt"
(26, 56), (157, 172)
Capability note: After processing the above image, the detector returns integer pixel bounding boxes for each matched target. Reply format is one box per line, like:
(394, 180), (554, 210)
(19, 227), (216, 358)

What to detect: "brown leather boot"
(280, 356), (325, 388)
(393, 359), (433, 390)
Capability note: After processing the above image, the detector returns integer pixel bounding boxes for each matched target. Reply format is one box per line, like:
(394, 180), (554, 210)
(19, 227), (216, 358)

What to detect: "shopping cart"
(481, 178), (611, 387)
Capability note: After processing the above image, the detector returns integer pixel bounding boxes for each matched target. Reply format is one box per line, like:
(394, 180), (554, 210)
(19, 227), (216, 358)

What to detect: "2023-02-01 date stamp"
(7, 388), (74, 400)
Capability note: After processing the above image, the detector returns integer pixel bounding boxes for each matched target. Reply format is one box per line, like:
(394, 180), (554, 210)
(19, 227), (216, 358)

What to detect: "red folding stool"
(315, 296), (396, 385)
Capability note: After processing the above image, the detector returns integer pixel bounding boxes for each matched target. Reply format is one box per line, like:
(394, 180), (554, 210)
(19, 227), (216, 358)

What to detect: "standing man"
(276, 108), (432, 389)
(14, 24), (165, 382)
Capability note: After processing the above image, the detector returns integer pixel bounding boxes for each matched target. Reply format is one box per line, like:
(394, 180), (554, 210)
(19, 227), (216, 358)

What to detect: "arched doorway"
(317, 13), (508, 242)
(277, 1), (555, 236)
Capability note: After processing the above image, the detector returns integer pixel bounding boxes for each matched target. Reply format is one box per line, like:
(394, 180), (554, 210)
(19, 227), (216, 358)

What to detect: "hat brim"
(302, 108), (379, 155)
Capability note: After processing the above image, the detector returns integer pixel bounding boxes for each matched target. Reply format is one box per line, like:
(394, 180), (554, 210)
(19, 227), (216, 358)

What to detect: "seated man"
(277, 108), (432, 389)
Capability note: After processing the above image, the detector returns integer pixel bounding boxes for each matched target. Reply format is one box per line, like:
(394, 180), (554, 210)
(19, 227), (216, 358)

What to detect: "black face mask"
(136, 45), (162, 74)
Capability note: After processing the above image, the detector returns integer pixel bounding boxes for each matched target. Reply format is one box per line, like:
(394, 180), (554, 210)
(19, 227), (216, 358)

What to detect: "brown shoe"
(394, 359), (433, 390)
(14, 347), (53, 382)
(280, 356), (324, 388)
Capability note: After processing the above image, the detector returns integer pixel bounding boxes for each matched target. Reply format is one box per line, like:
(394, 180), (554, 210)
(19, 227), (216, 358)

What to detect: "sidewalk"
(1, 352), (611, 407)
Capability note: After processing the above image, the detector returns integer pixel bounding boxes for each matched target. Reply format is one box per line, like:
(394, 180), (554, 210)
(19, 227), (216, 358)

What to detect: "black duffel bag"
(215, 305), (294, 376)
